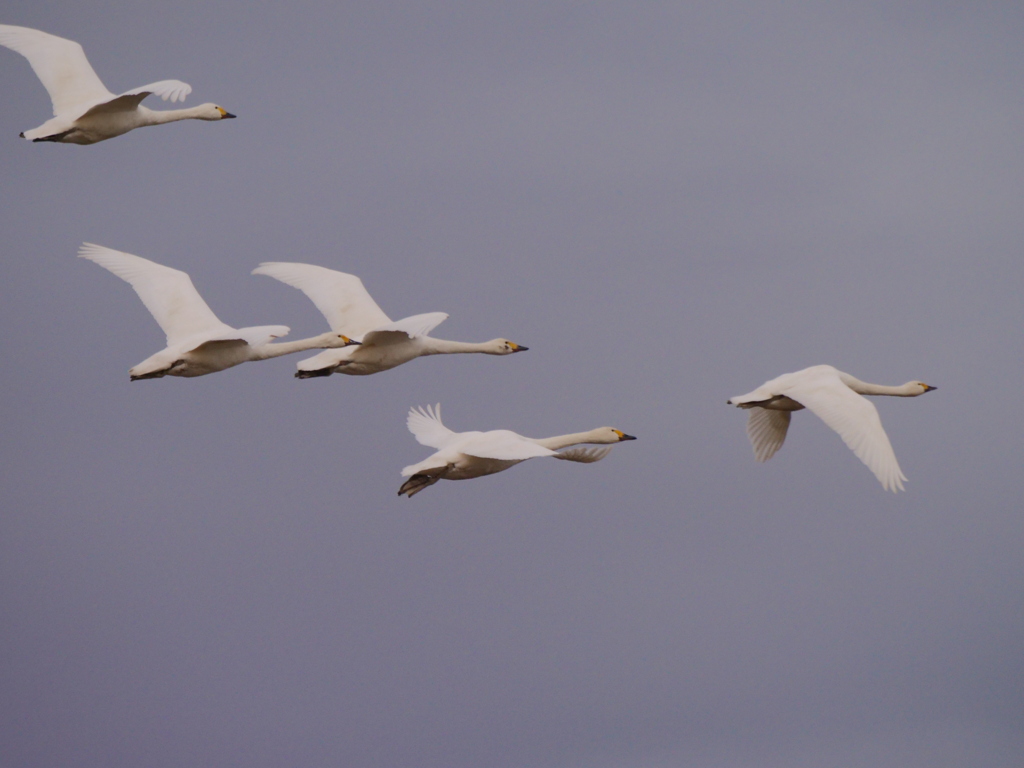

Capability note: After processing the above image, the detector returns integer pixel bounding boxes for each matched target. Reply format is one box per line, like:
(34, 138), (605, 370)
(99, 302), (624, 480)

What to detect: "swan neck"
(144, 106), (208, 125)
(252, 333), (339, 360)
(534, 430), (607, 451)
(841, 375), (913, 397)
(421, 338), (489, 355)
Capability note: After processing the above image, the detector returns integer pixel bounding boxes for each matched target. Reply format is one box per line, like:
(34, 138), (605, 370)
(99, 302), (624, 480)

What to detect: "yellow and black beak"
(614, 430), (637, 441)
(923, 384), (937, 392)
(510, 343), (528, 352)
(341, 335), (361, 346)
(218, 107), (236, 119)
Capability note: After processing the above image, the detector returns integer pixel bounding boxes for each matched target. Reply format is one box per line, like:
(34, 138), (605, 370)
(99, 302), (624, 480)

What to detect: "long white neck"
(420, 338), (495, 355)
(840, 374), (919, 397)
(251, 332), (349, 360)
(533, 429), (613, 451)
(142, 106), (214, 126)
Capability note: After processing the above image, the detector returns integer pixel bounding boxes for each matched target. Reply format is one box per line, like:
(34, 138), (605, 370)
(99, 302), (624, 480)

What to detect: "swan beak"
(923, 384), (937, 392)
(509, 343), (528, 352)
(218, 108), (236, 119)
(341, 335), (361, 346)
(615, 431), (637, 441)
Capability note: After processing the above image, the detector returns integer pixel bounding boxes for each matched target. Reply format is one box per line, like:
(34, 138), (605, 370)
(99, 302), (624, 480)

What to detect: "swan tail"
(398, 466), (450, 498)
(29, 128), (73, 142)
(295, 367), (334, 379)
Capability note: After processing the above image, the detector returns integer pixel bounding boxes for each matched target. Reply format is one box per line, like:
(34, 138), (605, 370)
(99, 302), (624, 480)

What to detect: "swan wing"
(178, 326), (289, 357)
(122, 79), (191, 103)
(252, 262), (391, 336)
(362, 312), (449, 346)
(0, 25), (113, 115)
(552, 446), (613, 463)
(746, 409), (791, 462)
(460, 430), (556, 461)
(208, 325), (290, 347)
(78, 80), (193, 117)
(782, 374), (907, 492)
(407, 404), (458, 449)
(78, 243), (232, 346)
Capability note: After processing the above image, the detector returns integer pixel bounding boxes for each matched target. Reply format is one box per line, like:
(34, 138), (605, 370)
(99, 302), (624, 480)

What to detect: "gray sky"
(1, 1), (1022, 766)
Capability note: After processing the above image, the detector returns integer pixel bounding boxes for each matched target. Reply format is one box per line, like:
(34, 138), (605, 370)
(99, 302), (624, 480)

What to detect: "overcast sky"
(1, 2), (1023, 766)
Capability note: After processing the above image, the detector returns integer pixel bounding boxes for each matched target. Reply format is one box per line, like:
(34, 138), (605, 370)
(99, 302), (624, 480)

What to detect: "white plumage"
(253, 262), (527, 377)
(728, 364), (936, 492)
(398, 404), (636, 497)
(79, 244), (358, 379)
(0, 24), (234, 144)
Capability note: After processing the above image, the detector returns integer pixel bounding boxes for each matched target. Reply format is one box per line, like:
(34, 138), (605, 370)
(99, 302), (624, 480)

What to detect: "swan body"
(728, 364), (936, 492)
(78, 244), (358, 379)
(0, 24), (234, 144)
(251, 262), (527, 377)
(398, 404), (636, 497)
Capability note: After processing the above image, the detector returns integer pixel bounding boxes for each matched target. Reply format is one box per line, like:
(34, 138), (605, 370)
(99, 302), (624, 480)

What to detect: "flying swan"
(78, 244), (358, 379)
(728, 364), (936, 492)
(398, 404), (636, 497)
(252, 262), (528, 377)
(0, 24), (235, 144)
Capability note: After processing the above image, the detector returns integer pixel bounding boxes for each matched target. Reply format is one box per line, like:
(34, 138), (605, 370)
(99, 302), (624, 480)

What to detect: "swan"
(78, 244), (358, 379)
(728, 364), (936, 492)
(252, 262), (528, 377)
(398, 404), (636, 497)
(0, 24), (235, 144)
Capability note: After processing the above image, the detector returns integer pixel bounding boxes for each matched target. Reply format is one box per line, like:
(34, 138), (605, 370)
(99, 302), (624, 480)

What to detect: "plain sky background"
(1, 2), (1022, 766)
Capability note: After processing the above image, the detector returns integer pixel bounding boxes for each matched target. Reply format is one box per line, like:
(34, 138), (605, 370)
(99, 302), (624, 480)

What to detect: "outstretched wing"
(0, 24), (113, 115)
(746, 409), (791, 463)
(460, 430), (556, 461)
(78, 80), (192, 117)
(210, 325), (290, 347)
(552, 446), (613, 463)
(361, 312), (449, 346)
(123, 79), (191, 103)
(407, 404), (457, 449)
(78, 243), (233, 347)
(252, 262), (391, 337)
(782, 372), (907, 492)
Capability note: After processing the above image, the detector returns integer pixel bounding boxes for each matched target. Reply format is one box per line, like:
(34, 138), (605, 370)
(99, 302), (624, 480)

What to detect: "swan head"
(591, 427), (637, 443)
(196, 104), (236, 121)
(486, 339), (529, 355)
(908, 381), (937, 395)
(326, 333), (361, 348)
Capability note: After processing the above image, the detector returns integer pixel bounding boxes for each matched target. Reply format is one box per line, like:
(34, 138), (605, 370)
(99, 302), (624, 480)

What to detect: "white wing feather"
(77, 80), (193, 118)
(0, 24), (112, 115)
(552, 446), (613, 463)
(782, 372), (907, 492)
(78, 243), (233, 347)
(252, 262), (391, 336)
(362, 312), (449, 345)
(459, 430), (556, 461)
(208, 325), (290, 347)
(123, 79), (191, 103)
(406, 404), (458, 449)
(746, 409), (791, 463)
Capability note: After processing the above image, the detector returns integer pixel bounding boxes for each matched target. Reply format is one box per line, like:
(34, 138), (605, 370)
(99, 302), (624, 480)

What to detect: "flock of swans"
(3, 23), (937, 496)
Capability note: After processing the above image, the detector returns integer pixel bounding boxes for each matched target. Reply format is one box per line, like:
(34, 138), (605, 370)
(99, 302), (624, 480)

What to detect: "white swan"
(728, 364), (936, 492)
(0, 24), (235, 144)
(398, 404), (636, 497)
(79, 244), (358, 379)
(252, 262), (528, 377)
